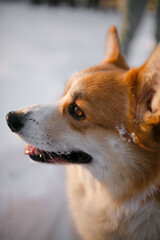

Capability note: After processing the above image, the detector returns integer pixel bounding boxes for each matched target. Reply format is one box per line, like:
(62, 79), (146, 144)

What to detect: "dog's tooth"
(34, 148), (40, 155)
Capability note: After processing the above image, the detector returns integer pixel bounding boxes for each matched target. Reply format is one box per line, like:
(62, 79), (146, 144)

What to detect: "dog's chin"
(24, 144), (92, 164)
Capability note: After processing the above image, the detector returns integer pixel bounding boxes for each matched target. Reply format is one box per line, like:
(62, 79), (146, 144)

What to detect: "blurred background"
(0, 0), (158, 239)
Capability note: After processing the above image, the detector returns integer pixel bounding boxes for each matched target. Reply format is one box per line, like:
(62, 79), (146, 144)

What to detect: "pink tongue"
(24, 144), (35, 155)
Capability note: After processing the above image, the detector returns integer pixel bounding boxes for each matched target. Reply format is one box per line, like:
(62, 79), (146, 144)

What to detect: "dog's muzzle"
(6, 110), (93, 165)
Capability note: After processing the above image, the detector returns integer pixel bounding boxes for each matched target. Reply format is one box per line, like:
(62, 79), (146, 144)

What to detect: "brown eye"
(69, 104), (85, 120)
(74, 106), (83, 117)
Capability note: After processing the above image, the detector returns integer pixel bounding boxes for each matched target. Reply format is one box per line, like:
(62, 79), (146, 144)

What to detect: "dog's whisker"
(49, 141), (67, 155)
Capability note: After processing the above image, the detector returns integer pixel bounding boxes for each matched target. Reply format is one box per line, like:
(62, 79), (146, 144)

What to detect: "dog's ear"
(128, 45), (160, 144)
(102, 25), (129, 70)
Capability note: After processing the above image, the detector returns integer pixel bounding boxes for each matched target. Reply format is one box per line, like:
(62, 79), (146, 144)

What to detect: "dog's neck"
(78, 160), (160, 214)
(83, 132), (160, 211)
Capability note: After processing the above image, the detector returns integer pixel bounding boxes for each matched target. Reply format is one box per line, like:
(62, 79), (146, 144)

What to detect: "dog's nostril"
(6, 111), (24, 133)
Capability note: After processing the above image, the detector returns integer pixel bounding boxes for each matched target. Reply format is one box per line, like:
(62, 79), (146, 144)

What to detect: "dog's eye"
(69, 104), (85, 120)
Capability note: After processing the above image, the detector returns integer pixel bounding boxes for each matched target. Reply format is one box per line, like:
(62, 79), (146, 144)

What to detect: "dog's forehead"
(67, 68), (124, 100)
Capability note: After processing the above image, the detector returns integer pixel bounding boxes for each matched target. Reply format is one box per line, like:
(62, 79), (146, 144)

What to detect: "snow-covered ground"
(0, 2), (157, 240)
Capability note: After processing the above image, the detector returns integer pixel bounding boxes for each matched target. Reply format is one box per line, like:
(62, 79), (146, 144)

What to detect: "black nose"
(6, 111), (24, 133)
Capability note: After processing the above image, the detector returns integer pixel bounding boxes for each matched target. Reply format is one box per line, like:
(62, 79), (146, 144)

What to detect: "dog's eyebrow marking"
(72, 91), (83, 102)
(60, 91), (83, 115)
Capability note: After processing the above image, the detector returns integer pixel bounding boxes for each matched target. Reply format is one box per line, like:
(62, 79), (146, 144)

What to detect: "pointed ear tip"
(108, 25), (117, 34)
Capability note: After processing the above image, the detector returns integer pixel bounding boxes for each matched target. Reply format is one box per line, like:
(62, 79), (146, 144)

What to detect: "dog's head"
(6, 26), (160, 200)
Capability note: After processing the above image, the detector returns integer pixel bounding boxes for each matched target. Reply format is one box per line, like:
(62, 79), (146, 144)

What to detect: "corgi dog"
(6, 26), (160, 240)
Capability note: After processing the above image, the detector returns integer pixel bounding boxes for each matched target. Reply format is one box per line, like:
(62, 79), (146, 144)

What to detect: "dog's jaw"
(24, 144), (92, 164)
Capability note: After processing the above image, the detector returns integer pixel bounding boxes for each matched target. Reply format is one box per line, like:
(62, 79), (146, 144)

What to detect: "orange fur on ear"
(135, 45), (160, 120)
(102, 25), (129, 70)
(127, 45), (160, 147)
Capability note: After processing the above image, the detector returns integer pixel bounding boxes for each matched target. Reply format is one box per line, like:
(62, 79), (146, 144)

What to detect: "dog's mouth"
(24, 144), (92, 164)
